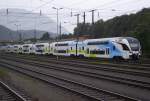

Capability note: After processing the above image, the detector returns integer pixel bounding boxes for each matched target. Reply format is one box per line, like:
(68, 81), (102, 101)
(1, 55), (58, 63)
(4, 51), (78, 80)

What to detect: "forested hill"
(74, 8), (150, 56)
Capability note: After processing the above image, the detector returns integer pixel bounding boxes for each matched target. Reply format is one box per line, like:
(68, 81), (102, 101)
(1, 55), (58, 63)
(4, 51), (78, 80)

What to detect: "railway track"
(4, 53), (150, 69)
(2, 56), (150, 89)
(0, 59), (139, 101)
(1, 54), (150, 100)
(0, 80), (29, 101)
(3, 54), (150, 77)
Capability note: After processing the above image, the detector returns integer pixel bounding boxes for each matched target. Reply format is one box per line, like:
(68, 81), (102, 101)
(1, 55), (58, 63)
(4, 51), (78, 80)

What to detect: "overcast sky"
(0, 0), (150, 33)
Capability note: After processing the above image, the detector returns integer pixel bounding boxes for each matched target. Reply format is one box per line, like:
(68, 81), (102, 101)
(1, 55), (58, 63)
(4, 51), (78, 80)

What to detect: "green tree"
(73, 8), (150, 57)
(74, 23), (91, 36)
(40, 32), (50, 40)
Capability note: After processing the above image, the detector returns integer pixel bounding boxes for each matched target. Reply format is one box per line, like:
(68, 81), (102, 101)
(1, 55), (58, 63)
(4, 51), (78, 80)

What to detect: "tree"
(40, 32), (50, 40)
(73, 8), (150, 57)
(74, 23), (91, 36)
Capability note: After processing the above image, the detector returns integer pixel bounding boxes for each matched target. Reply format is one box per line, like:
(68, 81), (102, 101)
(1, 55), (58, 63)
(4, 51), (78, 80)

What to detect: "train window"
(14, 46), (18, 48)
(121, 44), (129, 51)
(23, 46), (29, 48)
(79, 47), (81, 52)
(36, 45), (44, 47)
(58, 50), (66, 53)
(113, 46), (116, 50)
(88, 41), (109, 45)
(108, 48), (109, 54)
(55, 43), (68, 46)
(87, 48), (89, 54)
(82, 47), (84, 50)
(90, 50), (105, 55)
(54, 49), (56, 53)
(99, 50), (105, 54)
(36, 50), (43, 53)
(106, 48), (110, 55)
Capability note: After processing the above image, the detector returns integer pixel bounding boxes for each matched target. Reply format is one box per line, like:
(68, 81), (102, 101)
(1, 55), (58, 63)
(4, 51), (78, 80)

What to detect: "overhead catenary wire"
(30, 0), (55, 12)
(7, 0), (55, 26)
(0, 0), (148, 33)
(0, 8), (142, 33)
(63, 0), (90, 8)
(1, 0), (140, 20)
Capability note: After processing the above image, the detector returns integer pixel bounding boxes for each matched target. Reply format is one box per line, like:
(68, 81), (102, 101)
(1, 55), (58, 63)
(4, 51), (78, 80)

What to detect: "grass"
(0, 68), (8, 77)
(90, 61), (112, 65)
(0, 68), (10, 81)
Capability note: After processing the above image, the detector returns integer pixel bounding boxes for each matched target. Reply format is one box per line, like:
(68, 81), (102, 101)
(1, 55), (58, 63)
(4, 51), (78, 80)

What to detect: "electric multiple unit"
(22, 44), (35, 54)
(52, 41), (76, 56)
(35, 43), (50, 55)
(12, 45), (23, 53)
(5, 45), (14, 53)
(84, 37), (141, 60)
(3, 37), (141, 60)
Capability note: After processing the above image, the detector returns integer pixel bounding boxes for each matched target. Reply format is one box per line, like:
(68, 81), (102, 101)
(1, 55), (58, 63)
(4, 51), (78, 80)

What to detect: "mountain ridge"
(0, 8), (68, 34)
(0, 25), (56, 41)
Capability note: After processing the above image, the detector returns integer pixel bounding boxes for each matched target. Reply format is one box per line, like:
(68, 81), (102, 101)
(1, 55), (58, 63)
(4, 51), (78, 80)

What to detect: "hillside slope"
(74, 8), (150, 56)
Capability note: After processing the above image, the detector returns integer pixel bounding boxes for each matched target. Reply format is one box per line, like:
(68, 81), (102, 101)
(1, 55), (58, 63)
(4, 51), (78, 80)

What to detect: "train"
(2, 37), (141, 60)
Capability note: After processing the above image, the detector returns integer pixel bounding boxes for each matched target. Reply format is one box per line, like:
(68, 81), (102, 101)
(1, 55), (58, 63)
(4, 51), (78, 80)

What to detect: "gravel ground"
(0, 67), (91, 101)
(3, 59), (150, 100)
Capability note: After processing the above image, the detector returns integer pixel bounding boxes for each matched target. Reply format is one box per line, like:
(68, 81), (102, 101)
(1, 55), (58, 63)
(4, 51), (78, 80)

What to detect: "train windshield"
(36, 45), (44, 48)
(14, 46), (18, 48)
(126, 37), (140, 51)
(36, 45), (44, 50)
(23, 45), (29, 48)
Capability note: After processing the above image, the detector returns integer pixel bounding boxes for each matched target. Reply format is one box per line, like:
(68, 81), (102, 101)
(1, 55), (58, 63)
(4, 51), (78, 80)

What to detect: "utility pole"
(9, 32), (13, 42)
(40, 10), (42, 16)
(89, 10), (96, 24)
(19, 25), (22, 43)
(74, 14), (80, 54)
(59, 22), (61, 40)
(34, 17), (37, 43)
(83, 12), (86, 24)
(52, 7), (63, 60)
(6, 8), (8, 15)
(34, 29), (36, 43)
(19, 32), (22, 43)
(71, 9), (73, 17)
(74, 14), (80, 25)
(14, 24), (21, 43)
(98, 12), (100, 18)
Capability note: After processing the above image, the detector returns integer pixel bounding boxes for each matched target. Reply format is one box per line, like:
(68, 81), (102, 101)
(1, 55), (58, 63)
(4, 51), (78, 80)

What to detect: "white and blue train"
(3, 37), (141, 60)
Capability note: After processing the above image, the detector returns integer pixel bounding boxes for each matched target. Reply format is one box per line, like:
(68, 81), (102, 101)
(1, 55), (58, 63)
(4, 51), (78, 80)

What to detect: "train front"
(126, 37), (141, 60)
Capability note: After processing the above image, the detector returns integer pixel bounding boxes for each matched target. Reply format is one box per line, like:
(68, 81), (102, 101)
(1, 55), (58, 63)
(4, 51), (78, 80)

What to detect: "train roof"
(84, 37), (139, 43)
(35, 42), (49, 45)
(53, 40), (77, 44)
(84, 37), (119, 43)
(22, 44), (34, 46)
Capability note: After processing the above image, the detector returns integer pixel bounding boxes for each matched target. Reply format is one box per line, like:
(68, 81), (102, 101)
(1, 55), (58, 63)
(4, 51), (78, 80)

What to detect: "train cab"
(110, 37), (141, 60)
(22, 44), (35, 54)
(125, 37), (141, 59)
(35, 43), (50, 55)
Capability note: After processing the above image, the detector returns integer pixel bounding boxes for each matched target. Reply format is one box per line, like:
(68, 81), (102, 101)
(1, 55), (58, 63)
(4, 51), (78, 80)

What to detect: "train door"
(105, 48), (110, 58)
